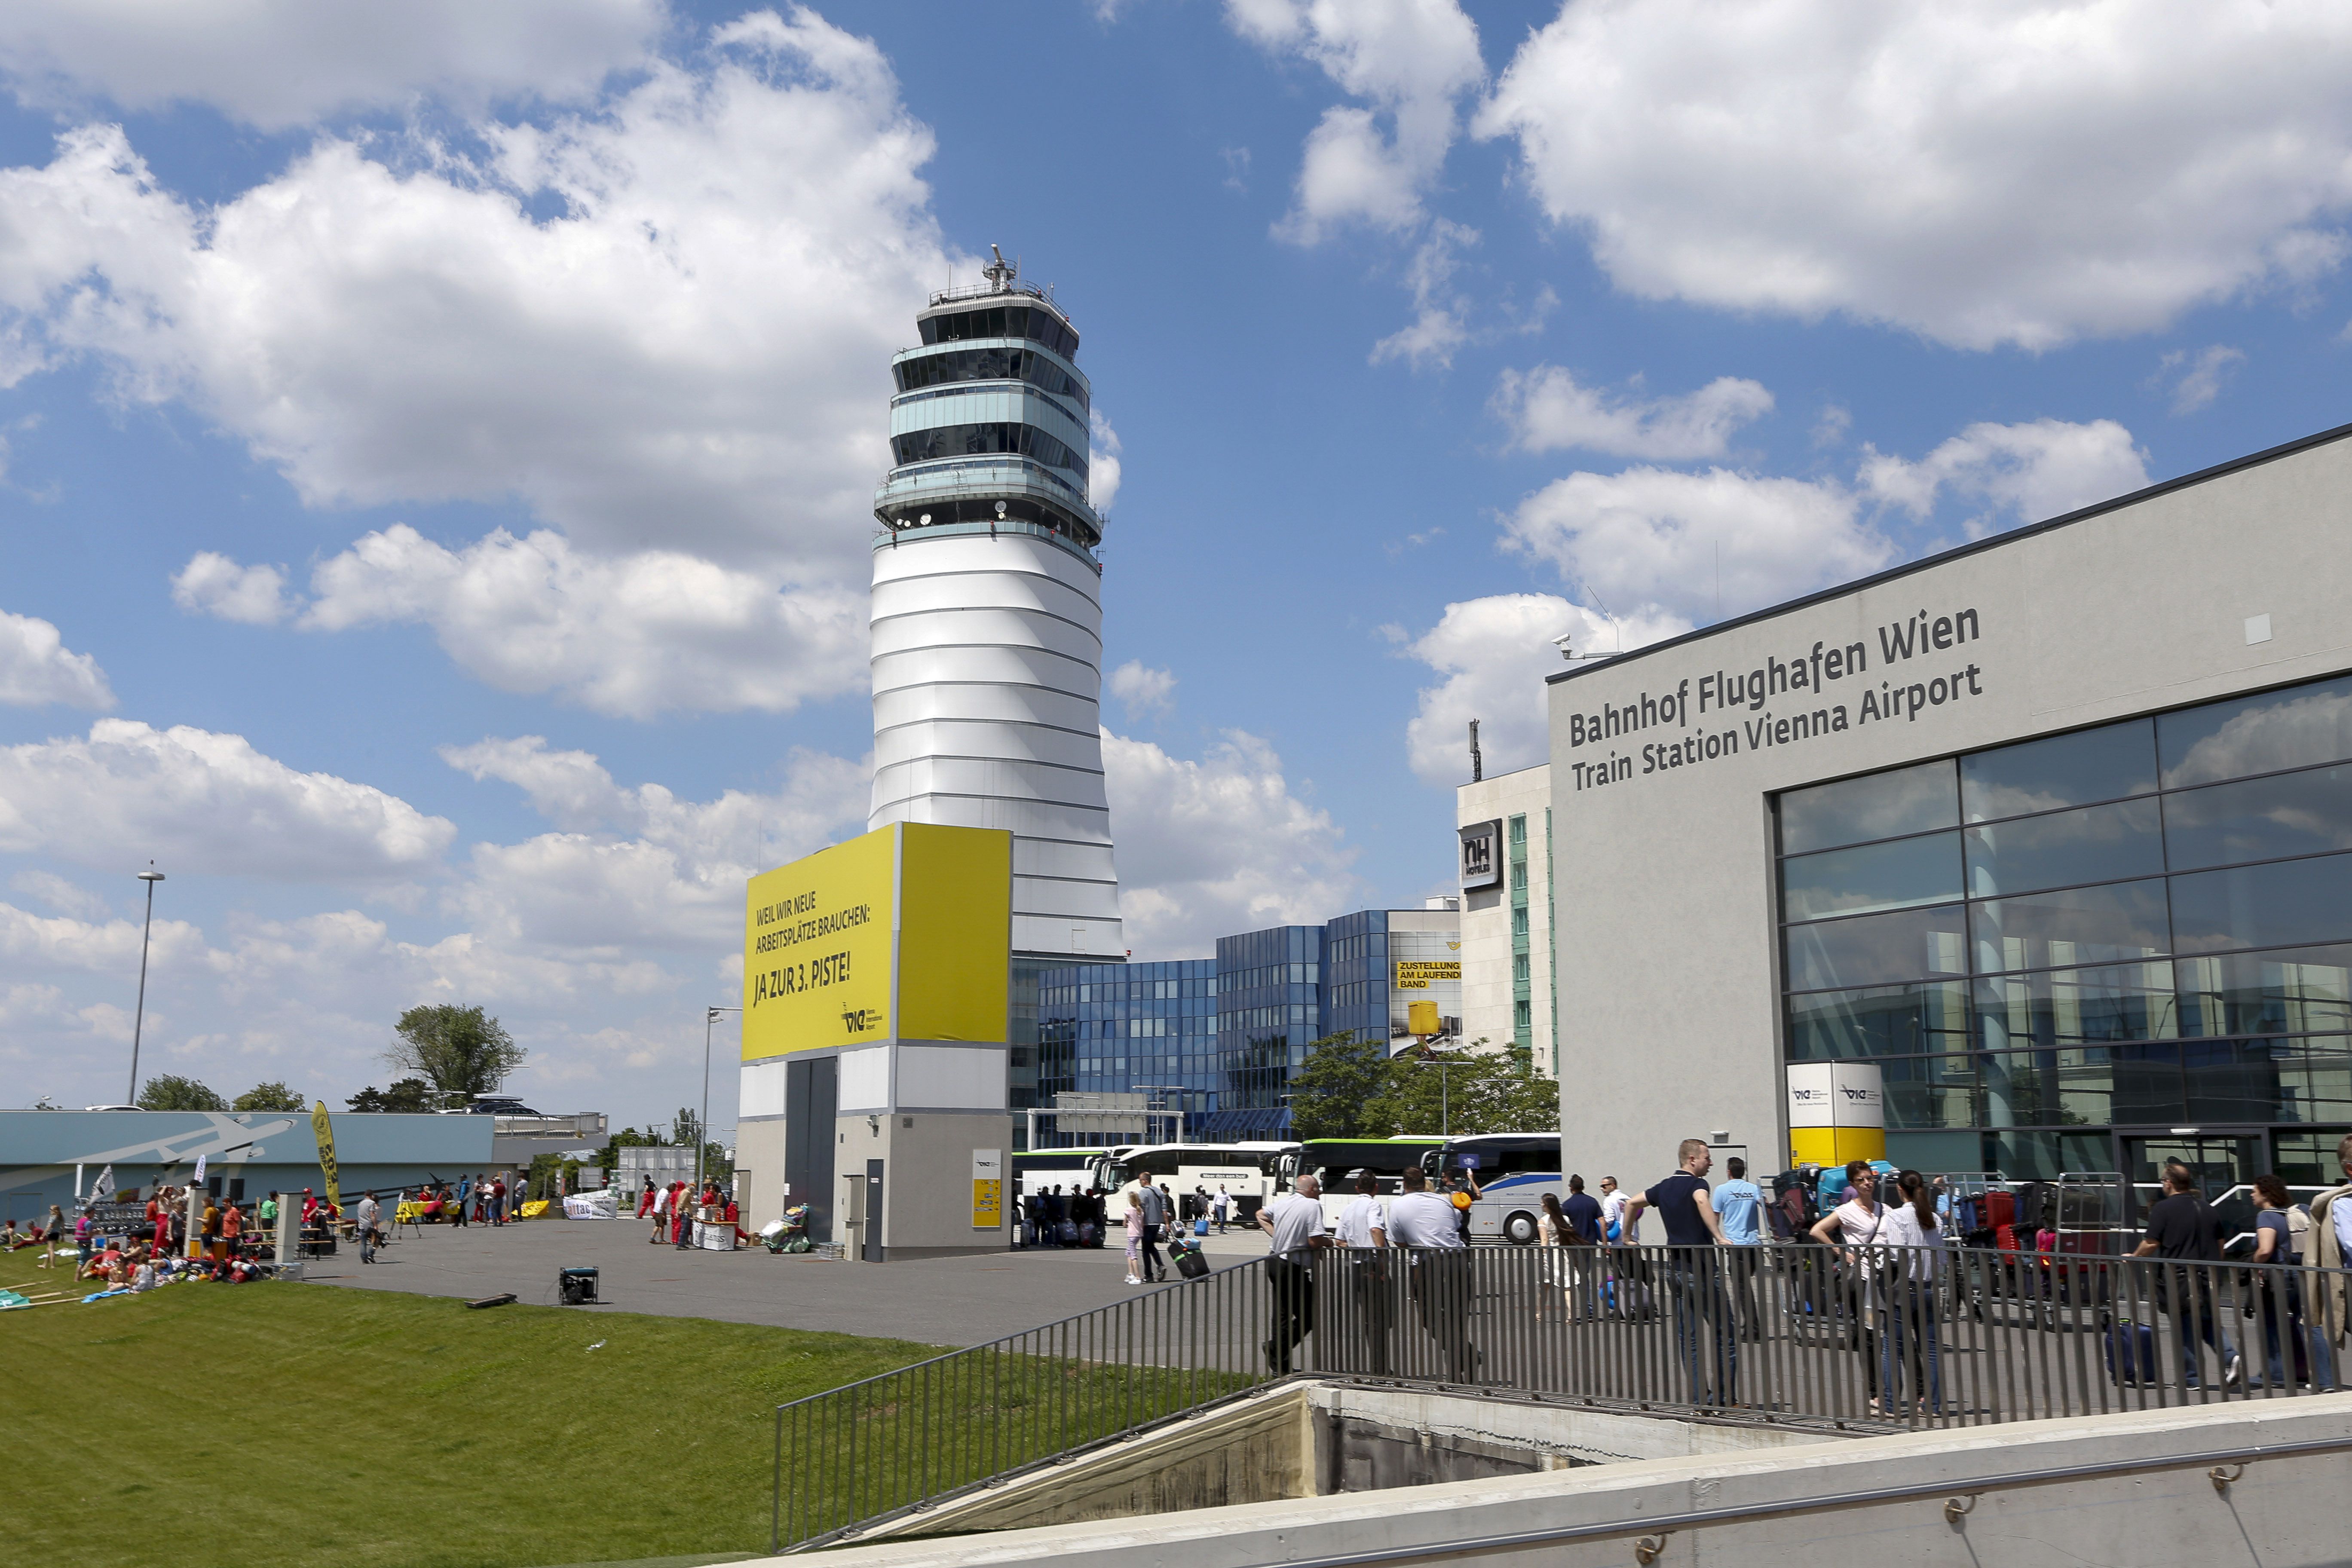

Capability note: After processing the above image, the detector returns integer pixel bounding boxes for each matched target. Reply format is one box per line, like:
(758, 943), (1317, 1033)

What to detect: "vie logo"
(841, 1008), (881, 1034)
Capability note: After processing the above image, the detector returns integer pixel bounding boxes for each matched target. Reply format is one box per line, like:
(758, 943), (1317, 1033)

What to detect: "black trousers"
(1140, 1224), (1164, 1279)
(1267, 1255), (1316, 1373)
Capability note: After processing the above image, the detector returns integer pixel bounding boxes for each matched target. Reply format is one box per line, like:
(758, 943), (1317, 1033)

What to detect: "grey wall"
(1545, 431), (2352, 1186)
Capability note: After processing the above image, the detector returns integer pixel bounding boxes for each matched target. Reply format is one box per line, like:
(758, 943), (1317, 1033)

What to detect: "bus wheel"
(1503, 1210), (1539, 1245)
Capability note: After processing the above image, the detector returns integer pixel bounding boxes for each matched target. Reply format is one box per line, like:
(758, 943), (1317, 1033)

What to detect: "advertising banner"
(743, 828), (897, 1059)
(970, 1148), (1004, 1230)
(897, 824), (1011, 1044)
(311, 1102), (341, 1211)
(1392, 961), (1462, 990)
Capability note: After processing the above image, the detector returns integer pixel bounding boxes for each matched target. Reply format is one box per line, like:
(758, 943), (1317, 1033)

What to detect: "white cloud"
(1860, 418), (2149, 532)
(0, 719), (455, 879)
(0, 608), (113, 708)
(2159, 345), (2247, 416)
(1493, 366), (1773, 459)
(0, 0), (663, 130)
(1102, 729), (1362, 956)
(1400, 593), (1675, 787)
(1505, 466), (1897, 628)
(170, 551), (289, 625)
(1089, 409), (1124, 514)
(1476, 1), (2352, 349)
(1370, 219), (1476, 370)
(1107, 660), (1176, 718)
(1228, 0), (1485, 244)
(0, 11), (952, 578)
(10, 868), (114, 921)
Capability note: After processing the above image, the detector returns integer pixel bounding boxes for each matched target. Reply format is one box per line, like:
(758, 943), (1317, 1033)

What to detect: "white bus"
(1423, 1133), (1565, 1244)
(1100, 1142), (1298, 1222)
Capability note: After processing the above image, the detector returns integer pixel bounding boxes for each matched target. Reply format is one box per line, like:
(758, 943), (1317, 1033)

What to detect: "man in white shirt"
(1599, 1176), (1636, 1243)
(1213, 1187), (1232, 1233)
(1259, 1176), (1328, 1373)
(355, 1194), (380, 1265)
(1385, 1166), (1479, 1380)
(1333, 1174), (1391, 1375)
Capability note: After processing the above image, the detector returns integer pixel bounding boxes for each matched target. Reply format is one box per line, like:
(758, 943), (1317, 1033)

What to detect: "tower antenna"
(983, 244), (1018, 294)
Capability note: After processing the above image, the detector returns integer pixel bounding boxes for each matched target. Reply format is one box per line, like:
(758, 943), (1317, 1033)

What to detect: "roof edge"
(1546, 417), (2352, 686)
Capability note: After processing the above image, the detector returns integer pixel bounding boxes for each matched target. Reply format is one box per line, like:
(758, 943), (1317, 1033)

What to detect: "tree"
(1285, 1032), (1390, 1140)
(347, 1078), (438, 1114)
(1360, 1042), (1562, 1137)
(386, 1004), (524, 1099)
(137, 1074), (226, 1111)
(232, 1081), (305, 1112)
(671, 1107), (702, 1150)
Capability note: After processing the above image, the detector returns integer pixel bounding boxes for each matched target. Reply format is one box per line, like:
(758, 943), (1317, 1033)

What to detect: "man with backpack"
(1136, 1180), (1167, 1282)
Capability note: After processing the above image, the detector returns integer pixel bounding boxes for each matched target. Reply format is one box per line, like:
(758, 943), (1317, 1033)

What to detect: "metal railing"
(769, 1241), (2348, 1552)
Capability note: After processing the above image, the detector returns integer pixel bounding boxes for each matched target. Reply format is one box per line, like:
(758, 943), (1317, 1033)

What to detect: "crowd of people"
(1238, 1132), (2352, 1409)
(634, 1176), (741, 1248)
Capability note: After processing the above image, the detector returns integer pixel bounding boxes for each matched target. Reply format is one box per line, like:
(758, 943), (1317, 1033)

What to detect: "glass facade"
(1213, 924), (1327, 1139)
(1776, 672), (2352, 1180)
(1035, 959), (1217, 1141)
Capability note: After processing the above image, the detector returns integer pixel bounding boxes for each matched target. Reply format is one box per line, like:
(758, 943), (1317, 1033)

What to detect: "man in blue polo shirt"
(1620, 1138), (1736, 1405)
(1710, 1157), (1764, 1341)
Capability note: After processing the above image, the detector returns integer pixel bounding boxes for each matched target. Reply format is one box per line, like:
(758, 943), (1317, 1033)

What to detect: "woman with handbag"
(1810, 1162), (1892, 1416)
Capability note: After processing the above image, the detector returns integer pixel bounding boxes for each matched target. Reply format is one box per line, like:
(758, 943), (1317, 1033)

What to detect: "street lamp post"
(700, 1006), (741, 1194)
(128, 866), (165, 1105)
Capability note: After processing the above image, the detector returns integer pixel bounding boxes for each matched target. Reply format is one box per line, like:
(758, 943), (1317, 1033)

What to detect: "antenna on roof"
(984, 244), (1018, 294)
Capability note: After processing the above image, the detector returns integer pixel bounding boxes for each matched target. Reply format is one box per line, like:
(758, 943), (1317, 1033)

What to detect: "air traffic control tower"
(867, 251), (1124, 968)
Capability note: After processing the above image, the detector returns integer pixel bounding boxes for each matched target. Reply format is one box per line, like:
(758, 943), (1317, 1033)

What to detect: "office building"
(1034, 959), (1218, 1142)
(1545, 423), (2352, 1206)
(1457, 765), (1558, 1075)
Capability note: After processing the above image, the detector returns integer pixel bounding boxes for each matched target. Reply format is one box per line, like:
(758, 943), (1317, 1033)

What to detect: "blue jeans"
(1661, 1252), (1737, 1406)
(1879, 1282), (1943, 1411)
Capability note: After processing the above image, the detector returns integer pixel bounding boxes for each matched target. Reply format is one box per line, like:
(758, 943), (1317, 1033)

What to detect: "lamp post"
(700, 1006), (741, 1194)
(128, 866), (165, 1105)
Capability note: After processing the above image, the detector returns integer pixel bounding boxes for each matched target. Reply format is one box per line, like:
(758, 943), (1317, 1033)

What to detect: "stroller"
(761, 1204), (814, 1254)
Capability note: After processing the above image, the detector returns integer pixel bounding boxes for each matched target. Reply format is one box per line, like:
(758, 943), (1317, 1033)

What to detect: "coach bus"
(1422, 1133), (1565, 1244)
(1099, 1142), (1298, 1221)
(1011, 1147), (1121, 1203)
(1298, 1136), (1445, 1227)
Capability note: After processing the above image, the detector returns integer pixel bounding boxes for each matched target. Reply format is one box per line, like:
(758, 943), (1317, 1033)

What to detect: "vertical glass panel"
(2169, 851), (2352, 954)
(2272, 1038), (2352, 1124)
(2174, 944), (2352, 1037)
(2106, 1041), (2187, 1123)
(2159, 674), (2352, 788)
(1969, 878), (2171, 972)
(1778, 760), (1958, 855)
(1784, 982), (1970, 1059)
(2162, 763), (2352, 871)
(2272, 1124), (2352, 1185)
(1972, 962), (2179, 1051)
(1882, 1054), (1980, 1129)
(1781, 831), (1963, 920)
(1964, 797), (2164, 896)
(2184, 1038), (2285, 1123)
(1962, 719), (2156, 821)
(1784, 903), (1967, 991)
(1983, 1128), (2119, 1182)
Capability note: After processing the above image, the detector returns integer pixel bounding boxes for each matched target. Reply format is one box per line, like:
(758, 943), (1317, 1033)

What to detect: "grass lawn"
(0, 1273), (940, 1568)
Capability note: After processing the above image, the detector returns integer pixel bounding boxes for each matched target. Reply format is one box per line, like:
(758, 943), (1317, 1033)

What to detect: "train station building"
(1546, 422), (2352, 1209)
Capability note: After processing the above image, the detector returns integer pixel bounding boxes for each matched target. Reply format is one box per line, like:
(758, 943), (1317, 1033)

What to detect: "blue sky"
(1, 0), (2347, 1127)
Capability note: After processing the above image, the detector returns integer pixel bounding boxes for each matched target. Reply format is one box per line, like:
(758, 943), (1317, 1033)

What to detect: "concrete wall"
(1543, 428), (2352, 1185)
(837, 1105), (1015, 1257)
(776, 1392), (2352, 1568)
(1456, 765), (1555, 1075)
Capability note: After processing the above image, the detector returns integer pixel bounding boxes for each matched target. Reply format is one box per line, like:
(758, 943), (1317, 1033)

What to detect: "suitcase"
(2105, 1322), (2159, 1386)
(1173, 1244), (1210, 1280)
(1194, 1217), (1209, 1237)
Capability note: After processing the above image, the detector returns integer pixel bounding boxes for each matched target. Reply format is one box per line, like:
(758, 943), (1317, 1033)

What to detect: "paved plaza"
(308, 1212), (1273, 1346)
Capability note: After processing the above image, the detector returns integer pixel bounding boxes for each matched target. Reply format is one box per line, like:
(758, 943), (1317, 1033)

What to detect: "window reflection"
(1961, 719), (2156, 821)
(1963, 796), (2163, 897)
(1784, 903), (1966, 991)
(1786, 982), (1969, 1058)
(891, 421), (1087, 475)
(1779, 759), (1957, 855)
(1969, 878), (2170, 973)
(1882, 1054), (1980, 1130)
(2162, 763), (2352, 871)
(894, 345), (1088, 403)
(2169, 851), (2352, 955)
(1973, 962), (2178, 1050)
(2273, 1122), (2352, 1183)
(2174, 944), (2352, 1036)
(1781, 831), (1962, 921)
(2159, 675), (2352, 789)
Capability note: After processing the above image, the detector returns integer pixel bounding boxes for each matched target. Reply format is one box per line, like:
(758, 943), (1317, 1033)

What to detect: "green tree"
(232, 1081), (306, 1112)
(137, 1074), (226, 1111)
(671, 1107), (702, 1150)
(385, 1004), (524, 1099)
(1360, 1042), (1562, 1137)
(596, 1125), (667, 1183)
(1285, 1032), (1390, 1140)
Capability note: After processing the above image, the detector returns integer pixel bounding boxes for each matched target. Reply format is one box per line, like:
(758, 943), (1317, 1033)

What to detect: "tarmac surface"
(306, 1210), (1274, 1346)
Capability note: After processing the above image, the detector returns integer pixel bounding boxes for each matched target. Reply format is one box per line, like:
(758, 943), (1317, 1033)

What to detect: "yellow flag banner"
(311, 1101), (341, 1212)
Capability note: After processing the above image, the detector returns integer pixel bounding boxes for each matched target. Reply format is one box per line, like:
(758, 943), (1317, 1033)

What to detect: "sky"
(1, 0), (2349, 1132)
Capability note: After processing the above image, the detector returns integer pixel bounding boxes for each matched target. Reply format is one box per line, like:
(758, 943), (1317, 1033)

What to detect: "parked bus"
(1100, 1142), (1298, 1222)
(1421, 1133), (1565, 1244)
(1298, 1136), (1445, 1227)
(1011, 1147), (1125, 1203)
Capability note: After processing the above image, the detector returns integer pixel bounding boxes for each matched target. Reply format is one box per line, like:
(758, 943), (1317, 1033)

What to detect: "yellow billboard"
(743, 828), (895, 1059)
(1393, 960), (1461, 990)
(741, 823), (1011, 1060)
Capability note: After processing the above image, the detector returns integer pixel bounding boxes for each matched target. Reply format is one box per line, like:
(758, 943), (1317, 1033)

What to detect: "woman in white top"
(1810, 1163), (1892, 1415)
(1879, 1170), (1948, 1415)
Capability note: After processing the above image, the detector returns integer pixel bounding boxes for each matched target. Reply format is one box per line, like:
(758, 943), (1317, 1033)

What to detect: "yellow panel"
(1393, 961), (1460, 989)
(1789, 1127), (1887, 1167)
(897, 823), (1011, 1043)
(742, 827), (897, 1060)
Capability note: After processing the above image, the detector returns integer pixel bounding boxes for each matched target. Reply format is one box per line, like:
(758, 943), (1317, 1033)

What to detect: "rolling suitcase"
(2105, 1321), (2159, 1385)
(1170, 1240), (1210, 1280)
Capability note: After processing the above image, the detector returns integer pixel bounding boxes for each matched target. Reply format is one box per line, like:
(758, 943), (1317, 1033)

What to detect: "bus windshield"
(1301, 1136), (1442, 1187)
